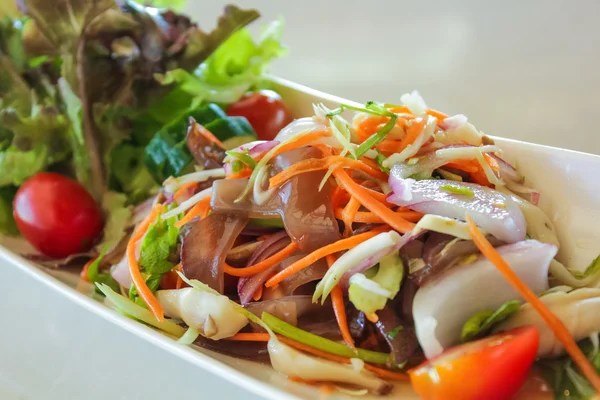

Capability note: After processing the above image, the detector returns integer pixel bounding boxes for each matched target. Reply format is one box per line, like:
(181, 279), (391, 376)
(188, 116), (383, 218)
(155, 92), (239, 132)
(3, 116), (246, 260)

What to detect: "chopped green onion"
(440, 184), (474, 197)
(231, 160), (243, 173)
(375, 151), (390, 174)
(355, 114), (398, 158)
(461, 300), (521, 342)
(261, 312), (390, 365)
(96, 283), (185, 337)
(327, 102), (394, 118)
(225, 150), (257, 169)
(387, 325), (404, 340)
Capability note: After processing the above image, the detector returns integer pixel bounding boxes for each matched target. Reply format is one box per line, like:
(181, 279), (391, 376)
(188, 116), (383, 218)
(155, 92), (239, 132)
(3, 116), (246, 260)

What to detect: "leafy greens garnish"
(460, 300), (521, 342)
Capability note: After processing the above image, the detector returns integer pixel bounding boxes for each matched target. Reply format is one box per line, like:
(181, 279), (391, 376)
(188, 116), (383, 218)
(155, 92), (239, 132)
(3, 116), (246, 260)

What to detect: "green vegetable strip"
(440, 184), (474, 197)
(355, 114), (398, 158)
(261, 312), (390, 365)
(327, 102), (394, 118)
(375, 151), (390, 174)
(96, 283), (185, 337)
(225, 150), (257, 169)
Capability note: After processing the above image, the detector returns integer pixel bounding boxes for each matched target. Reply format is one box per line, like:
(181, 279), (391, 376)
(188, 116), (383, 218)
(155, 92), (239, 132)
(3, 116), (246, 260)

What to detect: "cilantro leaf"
(461, 300), (521, 342)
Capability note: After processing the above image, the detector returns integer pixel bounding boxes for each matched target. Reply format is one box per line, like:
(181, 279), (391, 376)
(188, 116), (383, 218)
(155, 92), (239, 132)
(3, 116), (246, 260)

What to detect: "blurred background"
(188, 0), (600, 154)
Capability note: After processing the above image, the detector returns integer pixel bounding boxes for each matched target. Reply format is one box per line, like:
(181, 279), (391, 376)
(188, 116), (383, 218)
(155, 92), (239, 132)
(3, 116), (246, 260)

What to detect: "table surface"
(3, 1), (600, 399)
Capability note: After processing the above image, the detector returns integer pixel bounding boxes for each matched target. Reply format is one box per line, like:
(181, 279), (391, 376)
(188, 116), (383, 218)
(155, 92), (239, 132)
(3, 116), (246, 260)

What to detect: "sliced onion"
(161, 187), (212, 219)
(237, 233), (291, 305)
(388, 173), (526, 243)
(180, 214), (248, 293)
(275, 117), (327, 141)
(211, 178), (280, 218)
(413, 240), (557, 359)
(244, 295), (318, 327)
(223, 140), (280, 164)
(411, 232), (504, 286)
(439, 114), (467, 131)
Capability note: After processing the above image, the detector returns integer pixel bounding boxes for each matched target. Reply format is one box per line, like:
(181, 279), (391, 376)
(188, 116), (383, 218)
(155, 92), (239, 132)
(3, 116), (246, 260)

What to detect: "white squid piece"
(495, 288), (600, 357)
(412, 240), (557, 359)
(157, 288), (248, 340)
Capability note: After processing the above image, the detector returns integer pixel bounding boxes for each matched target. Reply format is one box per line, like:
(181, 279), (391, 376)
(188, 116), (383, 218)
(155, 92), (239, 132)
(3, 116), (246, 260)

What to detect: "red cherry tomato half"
(13, 172), (104, 258)
(409, 326), (540, 400)
(226, 89), (293, 141)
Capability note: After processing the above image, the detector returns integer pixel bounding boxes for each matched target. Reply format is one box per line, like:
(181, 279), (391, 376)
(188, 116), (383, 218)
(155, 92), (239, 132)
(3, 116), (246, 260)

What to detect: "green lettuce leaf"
(110, 143), (158, 203)
(0, 186), (18, 236)
(155, 18), (286, 105)
(96, 191), (132, 252)
(460, 300), (521, 342)
(538, 337), (600, 400)
(0, 144), (47, 186)
(87, 249), (120, 295)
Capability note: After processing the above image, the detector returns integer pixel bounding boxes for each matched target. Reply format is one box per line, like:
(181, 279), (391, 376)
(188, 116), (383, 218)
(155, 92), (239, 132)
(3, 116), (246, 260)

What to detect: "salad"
(3, 2), (600, 400)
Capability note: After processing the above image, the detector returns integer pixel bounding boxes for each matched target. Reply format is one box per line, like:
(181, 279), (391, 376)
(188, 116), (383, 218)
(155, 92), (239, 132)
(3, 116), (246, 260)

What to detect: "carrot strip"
(342, 197), (360, 237)
(444, 160), (480, 173)
(426, 108), (448, 121)
(326, 254), (355, 348)
(333, 169), (415, 233)
(376, 139), (403, 154)
(271, 130), (331, 158)
(227, 333), (271, 342)
(265, 226), (389, 288)
(80, 258), (95, 282)
(466, 215), (600, 393)
(253, 284), (264, 301)
(395, 119), (426, 154)
(191, 120), (225, 148)
(331, 186), (350, 209)
(335, 208), (423, 224)
(224, 242), (299, 277)
(127, 204), (165, 321)
(226, 333), (409, 381)
(226, 168), (253, 179)
(175, 263), (184, 290)
(483, 153), (500, 172)
(174, 196), (211, 228)
(313, 143), (334, 157)
(173, 182), (197, 202)
(388, 105), (413, 114)
(269, 156), (388, 189)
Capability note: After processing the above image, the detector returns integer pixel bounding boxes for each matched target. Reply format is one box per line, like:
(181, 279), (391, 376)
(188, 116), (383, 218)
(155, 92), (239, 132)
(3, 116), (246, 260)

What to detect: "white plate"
(1, 77), (599, 400)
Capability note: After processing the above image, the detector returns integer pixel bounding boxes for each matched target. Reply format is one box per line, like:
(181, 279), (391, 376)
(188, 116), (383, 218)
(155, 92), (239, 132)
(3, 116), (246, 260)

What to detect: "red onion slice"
(388, 172), (526, 243)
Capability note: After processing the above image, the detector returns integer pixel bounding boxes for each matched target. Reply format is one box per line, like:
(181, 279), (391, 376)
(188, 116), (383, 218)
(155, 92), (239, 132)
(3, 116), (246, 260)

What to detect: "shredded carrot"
(333, 169), (415, 233)
(331, 186), (350, 209)
(364, 364), (409, 381)
(388, 105), (413, 114)
(395, 118), (426, 154)
(227, 332), (271, 342)
(326, 254), (355, 349)
(224, 242), (299, 277)
(445, 159), (479, 173)
(226, 333), (409, 381)
(483, 153), (500, 172)
(375, 139), (403, 154)
(342, 197), (360, 237)
(466, 215), (600, 393)
(356, 116), (389, 142)
(226, 168), (253, 179)
(253, 284), (264, 301)
(80, 258), (95, 282)
(127, 204), (165, 321)
(365, 313), (379, 323)
(269, 156), (388, 189)
(175, 263), (184, 289)
(360, 157), (382, 173)
(191, 120), (225, 148)
(174, 196), (211, 228)
(173, 182), (198, 202)
(271, 130), (331, 158)
(334, 208), (423, 224)
(426, 108), (448, 121)
(313, 143), (334, 157)
(265, 226), (389, 288)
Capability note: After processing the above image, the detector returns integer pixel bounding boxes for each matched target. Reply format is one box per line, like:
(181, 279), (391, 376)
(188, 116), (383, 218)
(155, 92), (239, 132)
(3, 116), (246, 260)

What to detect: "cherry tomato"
(226, 90), (293, 141)
(409, 326), (540, 400)
(13, 172), (104, 258)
